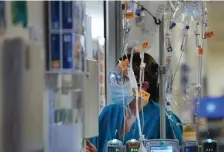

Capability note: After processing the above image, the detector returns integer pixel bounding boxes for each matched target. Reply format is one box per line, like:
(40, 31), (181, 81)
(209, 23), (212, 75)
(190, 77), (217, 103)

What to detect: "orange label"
(119, 59), (129, 70)
(142, 41), (149, 49)
(204, 31), (215, 39)
(139, 89), (150, 101)
(125, 12), (134, 19)
(52, 60), (60, 69)
(198, 47), (203, 55)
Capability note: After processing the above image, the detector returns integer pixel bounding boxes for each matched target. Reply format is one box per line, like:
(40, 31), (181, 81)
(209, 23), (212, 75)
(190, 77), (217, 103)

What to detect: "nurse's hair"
(119, 52), (159, 102)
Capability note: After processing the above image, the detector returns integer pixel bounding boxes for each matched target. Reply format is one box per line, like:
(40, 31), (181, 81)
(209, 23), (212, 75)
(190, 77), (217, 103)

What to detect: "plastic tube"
(195, 22), (201, 48)
(128, 48), (142, 138)
(139, 51), (145, 134)
(169, 0), (176, 12)
(201, 2), (208, 39)
(180, 24), (190, 51)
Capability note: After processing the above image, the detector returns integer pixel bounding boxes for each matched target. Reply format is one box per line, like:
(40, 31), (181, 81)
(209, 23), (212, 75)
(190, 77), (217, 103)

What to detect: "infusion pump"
(144, 139), (179, 152)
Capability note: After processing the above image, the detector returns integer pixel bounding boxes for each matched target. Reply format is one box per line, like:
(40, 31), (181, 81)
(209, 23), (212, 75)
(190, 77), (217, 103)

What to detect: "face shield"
(108, 71), (129, 85)
(108, 72), (134, 106)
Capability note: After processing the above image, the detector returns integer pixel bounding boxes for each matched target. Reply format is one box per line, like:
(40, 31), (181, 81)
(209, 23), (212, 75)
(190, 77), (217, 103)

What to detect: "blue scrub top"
(89, 100), (183, 152)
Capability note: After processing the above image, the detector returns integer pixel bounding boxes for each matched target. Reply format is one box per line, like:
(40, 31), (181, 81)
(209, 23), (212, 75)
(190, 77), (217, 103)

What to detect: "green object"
(160, 141), (165, 146)
(11, 1), (28, 28)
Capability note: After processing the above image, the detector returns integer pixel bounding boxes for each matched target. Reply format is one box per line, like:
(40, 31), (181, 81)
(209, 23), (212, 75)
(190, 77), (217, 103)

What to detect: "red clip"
(122, 3), (126, 10)
(142, 81), (149, 91)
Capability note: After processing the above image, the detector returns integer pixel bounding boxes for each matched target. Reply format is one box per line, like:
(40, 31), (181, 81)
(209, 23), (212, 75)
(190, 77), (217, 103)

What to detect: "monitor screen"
(197, 96), (224, 118)
(150, 146), (172, 152)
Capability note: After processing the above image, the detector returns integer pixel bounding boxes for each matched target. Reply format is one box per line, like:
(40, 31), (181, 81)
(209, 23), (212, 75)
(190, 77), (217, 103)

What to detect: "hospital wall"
(205, 2), (224, 97)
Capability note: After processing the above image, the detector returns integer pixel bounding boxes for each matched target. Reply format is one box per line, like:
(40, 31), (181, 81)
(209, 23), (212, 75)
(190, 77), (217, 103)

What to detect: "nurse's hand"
(86, 139), (97, 152)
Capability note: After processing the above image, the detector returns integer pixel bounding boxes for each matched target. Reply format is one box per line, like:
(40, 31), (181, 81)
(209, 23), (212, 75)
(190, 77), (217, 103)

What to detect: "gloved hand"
(86, 139), (97, 152)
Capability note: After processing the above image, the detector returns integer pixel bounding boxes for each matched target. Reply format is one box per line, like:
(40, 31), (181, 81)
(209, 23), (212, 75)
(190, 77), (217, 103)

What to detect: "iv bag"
(192, 2), (203, 21)
(183, 83), (201, 101)
(183, 3), (193, 26)
(124, 1), (135, 30)
(172, 1), (185, 23)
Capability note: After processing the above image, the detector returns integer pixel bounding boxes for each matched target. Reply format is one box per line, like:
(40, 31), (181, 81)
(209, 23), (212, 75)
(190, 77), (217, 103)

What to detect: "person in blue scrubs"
(86, 52), (183, 152)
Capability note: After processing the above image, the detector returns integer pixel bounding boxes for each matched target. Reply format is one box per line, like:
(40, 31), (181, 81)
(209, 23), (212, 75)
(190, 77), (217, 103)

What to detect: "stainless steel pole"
(159, 16), (166, 139)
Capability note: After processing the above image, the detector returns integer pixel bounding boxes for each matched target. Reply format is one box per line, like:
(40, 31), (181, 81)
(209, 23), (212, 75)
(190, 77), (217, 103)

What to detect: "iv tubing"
(129, 47), (143, 140)
(121, 3), (129, 141)
(139, 51), (145, 134)
(195, 37), (204, 143)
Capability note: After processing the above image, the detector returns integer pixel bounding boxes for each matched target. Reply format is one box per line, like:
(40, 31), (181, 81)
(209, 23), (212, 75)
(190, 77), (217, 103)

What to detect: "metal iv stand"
(159, 15), (166, 139)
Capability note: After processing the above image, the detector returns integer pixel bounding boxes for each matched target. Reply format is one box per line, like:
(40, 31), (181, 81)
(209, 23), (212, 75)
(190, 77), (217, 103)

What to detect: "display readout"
(107, 147), (121, 152)
(126, 142), (140, 152)
(127, 148), (138, 152)
(203, 142), (217, 152)
(150, 146), (172, 152)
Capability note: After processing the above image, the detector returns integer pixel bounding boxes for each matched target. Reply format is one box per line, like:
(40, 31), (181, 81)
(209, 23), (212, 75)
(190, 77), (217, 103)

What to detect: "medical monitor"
(145, 139), (179, 152)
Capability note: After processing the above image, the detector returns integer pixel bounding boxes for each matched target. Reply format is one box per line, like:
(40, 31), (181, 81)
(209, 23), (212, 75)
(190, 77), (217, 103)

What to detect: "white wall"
(86, 1), (104, 39)
(205, 2), (224, 97)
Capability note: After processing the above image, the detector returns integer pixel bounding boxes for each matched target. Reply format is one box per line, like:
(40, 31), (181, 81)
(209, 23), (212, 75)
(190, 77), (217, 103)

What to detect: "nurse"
(86, 52), (183, 152)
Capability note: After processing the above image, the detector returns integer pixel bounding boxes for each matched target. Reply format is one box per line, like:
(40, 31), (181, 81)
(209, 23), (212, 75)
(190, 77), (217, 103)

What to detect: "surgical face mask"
(109, 81), (134, 106)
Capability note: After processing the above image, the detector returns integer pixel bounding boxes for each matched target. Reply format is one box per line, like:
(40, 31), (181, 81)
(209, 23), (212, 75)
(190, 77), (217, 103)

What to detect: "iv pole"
(159, 15), (166, 139)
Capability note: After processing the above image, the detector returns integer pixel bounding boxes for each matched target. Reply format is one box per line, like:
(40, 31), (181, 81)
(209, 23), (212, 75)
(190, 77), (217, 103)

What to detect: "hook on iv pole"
(154, 16), (161, 25)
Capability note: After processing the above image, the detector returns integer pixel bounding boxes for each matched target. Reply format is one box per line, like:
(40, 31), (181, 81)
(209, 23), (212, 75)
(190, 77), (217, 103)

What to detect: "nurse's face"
(115, 65), (149, 111)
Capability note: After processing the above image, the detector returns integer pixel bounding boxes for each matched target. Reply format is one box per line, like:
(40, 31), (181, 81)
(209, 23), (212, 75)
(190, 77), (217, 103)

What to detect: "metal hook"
(153, 17), (161, 25)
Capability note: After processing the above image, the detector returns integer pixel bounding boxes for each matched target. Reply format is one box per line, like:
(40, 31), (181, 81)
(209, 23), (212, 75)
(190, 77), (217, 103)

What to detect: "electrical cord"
(133, 1), (161, 25)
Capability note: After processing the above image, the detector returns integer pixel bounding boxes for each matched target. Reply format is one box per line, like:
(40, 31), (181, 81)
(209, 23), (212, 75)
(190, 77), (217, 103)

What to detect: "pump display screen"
(107, 147), (122, 152)
(127, 148), (138, 152)
(150, 146), (172, 152)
